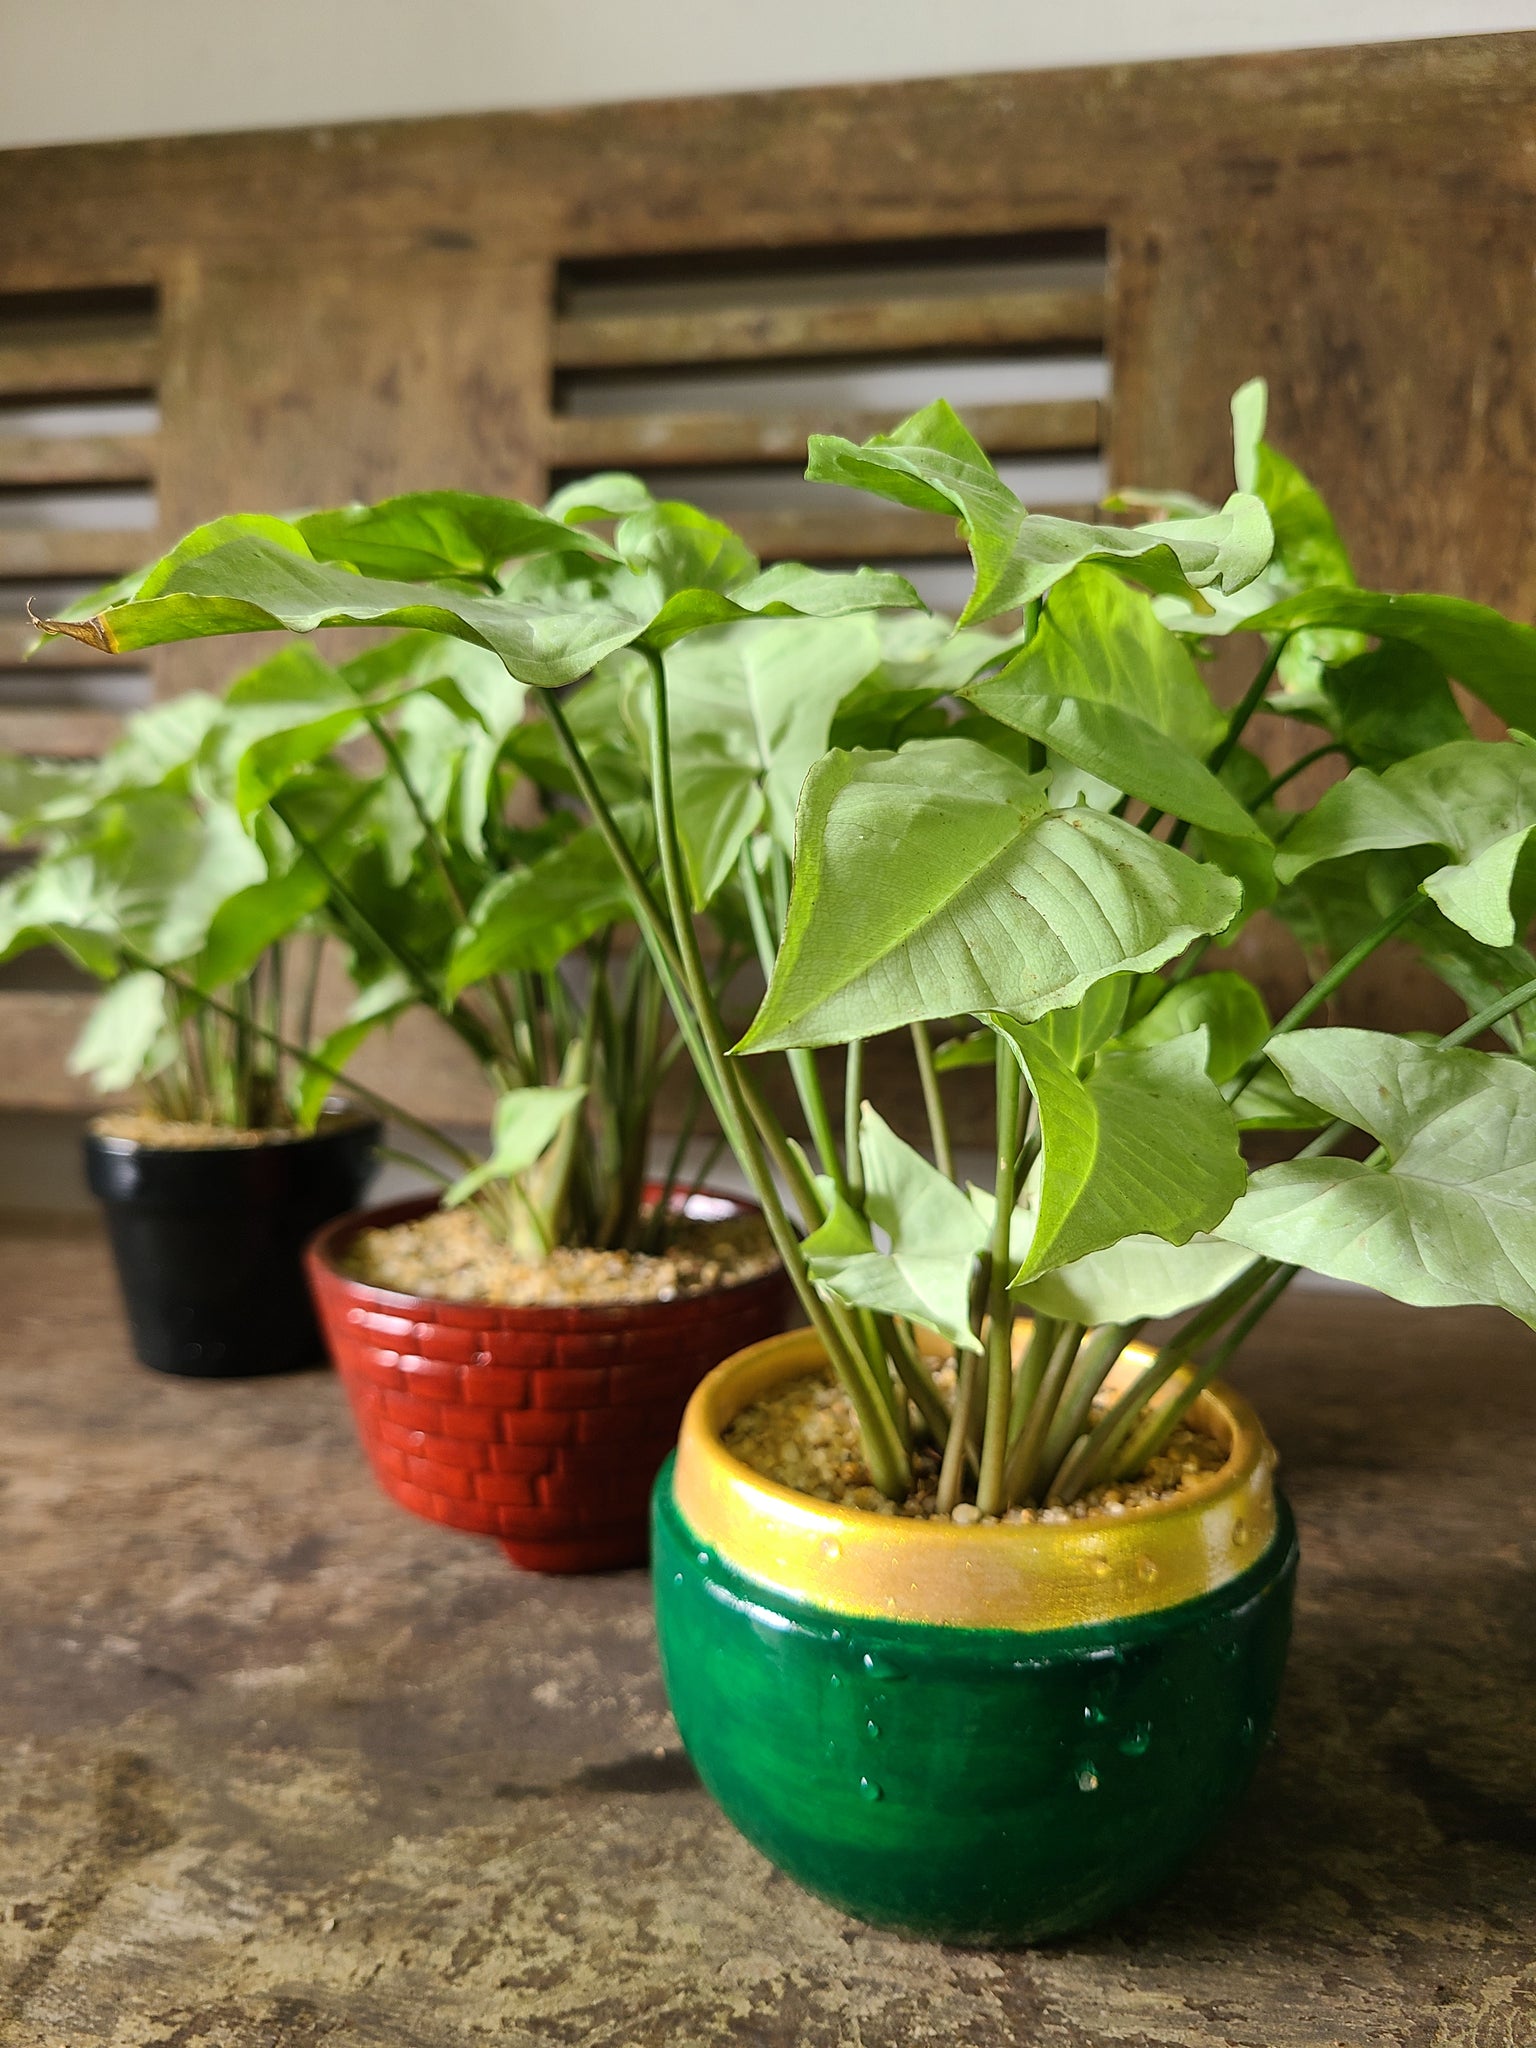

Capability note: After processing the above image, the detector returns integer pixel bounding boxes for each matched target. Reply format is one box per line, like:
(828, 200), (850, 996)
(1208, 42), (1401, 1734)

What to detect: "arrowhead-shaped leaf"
(1217, 1029), (1536, 1324)
(806, 399), (1272, 625)
(443, 1085), (590, 1209)
(991, 1019), (1247, 1282)
(1242, 589), (1536, 735)
(446, 806), (651, 992)
(1277, 742), (1536, 946)
(737, 738), (1241, 1052)
(1018, 1229), (1256, 1326)
(801, 1104), (989, 1351)
(1111, 970), (1271, 1084)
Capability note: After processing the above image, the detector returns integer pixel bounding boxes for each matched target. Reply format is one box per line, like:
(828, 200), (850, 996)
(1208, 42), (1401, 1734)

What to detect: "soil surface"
(723, 1369), (1226, 1521)
(89, 1109), (368, 1151)
(342, 1202), (778, 1308)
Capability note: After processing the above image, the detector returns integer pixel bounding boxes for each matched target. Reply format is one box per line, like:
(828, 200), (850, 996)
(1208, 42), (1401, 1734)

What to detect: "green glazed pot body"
(653, 1459), (1297, 1945)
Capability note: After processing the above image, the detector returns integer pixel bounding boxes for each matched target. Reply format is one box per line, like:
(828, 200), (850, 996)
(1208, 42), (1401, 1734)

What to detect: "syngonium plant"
(33, 381), (1536, 1510)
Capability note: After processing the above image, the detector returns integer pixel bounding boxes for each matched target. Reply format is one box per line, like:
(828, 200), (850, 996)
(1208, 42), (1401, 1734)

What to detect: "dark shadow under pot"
(84, 1111), (381, 1377)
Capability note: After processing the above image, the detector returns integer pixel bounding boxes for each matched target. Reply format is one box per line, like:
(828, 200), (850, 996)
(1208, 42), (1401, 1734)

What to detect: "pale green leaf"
(737, 738), (1241, 1053)
(1277, 742), (1536, 947)
(802, 1104), (988, 1351)
(991, 1020), (1247, 1282)
(1217, 1029), (1536, 1323)
(67, 971), (177, 1092)
(443, 1085), (589, 1208)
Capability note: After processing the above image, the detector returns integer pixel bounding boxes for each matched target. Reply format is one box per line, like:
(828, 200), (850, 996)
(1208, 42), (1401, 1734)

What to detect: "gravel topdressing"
(342, 1202), (778, 1308)
(722, 1370), (1227, 1523)
(92, 1112), (298, 1150)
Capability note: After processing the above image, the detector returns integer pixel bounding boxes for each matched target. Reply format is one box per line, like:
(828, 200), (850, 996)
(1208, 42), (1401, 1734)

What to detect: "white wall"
(3, 1), (1532, 151)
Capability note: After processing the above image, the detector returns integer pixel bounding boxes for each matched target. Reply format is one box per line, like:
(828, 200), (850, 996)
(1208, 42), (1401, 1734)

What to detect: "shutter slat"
(0, 529), (148, 577)
(0, 433), (157, 486)
(0, 333), (158, 398)
(547, 397), (1100, 469)
(553, 288), (1106, 370)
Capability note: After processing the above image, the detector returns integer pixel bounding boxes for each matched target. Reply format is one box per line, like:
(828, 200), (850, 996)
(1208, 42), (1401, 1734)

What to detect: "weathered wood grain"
(0, 433), (155, 486)
(546, 397), (1101, 468)
(0, 1243), (1529, 2046)
(0, 530), (147, 579)
(0, 332), (157, 397)
(0, 31), (1530, 1109)
(552, 288), (1106, 368)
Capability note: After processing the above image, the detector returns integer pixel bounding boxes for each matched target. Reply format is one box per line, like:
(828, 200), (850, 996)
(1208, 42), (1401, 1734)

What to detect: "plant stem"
(1228, 893), (1421, 1100)
(1208, 632), (1290, 776)
(976, 1040), (1022, 1516)
(1006, 1314), (1060, 1441)
(1114, 1266), (1299, 1478)
(128, 951), (476, 1169)
(738, 844), (846, 1195)
(909, 1020), (955, 1180)
(639, 649), (908, 1496)
(1249, 741), (1344, 808)
(883, 1316), (952, 1448)
(1052, 1266), (1273, 1503)
(843, 1039), (865, 1206)
(1040, 1320), (1145, 1499)
(936, 1352), (978, 1514)
(1002, 1321), (1086, 1505)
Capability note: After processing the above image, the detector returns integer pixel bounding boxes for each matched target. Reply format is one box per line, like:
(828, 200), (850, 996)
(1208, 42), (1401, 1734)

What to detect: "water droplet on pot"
(862, 1651), (906, 1681)
(672, 1572), (684, 1587)
(1232, 1516), (1250, 1548)
(820, 1538), (841, 1561)
(1076, 1763), (1100, 1792)
(865, 1719), (880, 1739)
(1136, 1554), (1158, 1582)
(695, 1549), (712, 1569)
(828, 1671), (841, 1688)
(858, 1776), (883, 1802)
(1083, 1703), (1107, 1726)
(1086, 1553), (1111, 1578)
(1119, 1723), (1152, 1757)
(1242, 1715), (1257, 1742)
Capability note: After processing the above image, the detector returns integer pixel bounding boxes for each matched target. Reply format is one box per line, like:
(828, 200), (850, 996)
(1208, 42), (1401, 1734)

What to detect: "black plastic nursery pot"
(84, 1112), (381, 1377)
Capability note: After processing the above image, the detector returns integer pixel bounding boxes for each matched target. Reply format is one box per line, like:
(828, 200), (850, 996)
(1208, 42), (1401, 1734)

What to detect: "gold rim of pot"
(672, 1326), (1280, 1631)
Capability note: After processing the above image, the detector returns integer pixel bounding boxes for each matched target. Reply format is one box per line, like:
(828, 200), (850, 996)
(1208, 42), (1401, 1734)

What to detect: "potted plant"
(0, 689), (381, 1375)
(38, 385), (1536, 1914)
(36, 499), (904, 1567)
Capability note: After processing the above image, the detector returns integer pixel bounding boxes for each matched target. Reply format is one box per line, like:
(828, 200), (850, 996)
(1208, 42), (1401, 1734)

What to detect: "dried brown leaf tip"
(25, 600), (114, 653)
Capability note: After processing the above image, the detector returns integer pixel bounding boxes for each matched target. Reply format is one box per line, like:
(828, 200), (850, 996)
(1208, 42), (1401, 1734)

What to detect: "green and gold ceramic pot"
(652, 1328), (1297, 1945)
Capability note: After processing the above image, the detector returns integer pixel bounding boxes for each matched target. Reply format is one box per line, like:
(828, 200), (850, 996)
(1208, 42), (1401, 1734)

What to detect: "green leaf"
(1243, 588), (1536, 735)
(968, 564), (1225, 753)
(737, 738), (1241, 1053)
(801, 1104), (988, 1352)
(443, 1085), (589, 1208)
(1111, 970), (1271, 1084)
(197, 642), (361, 818)
(293, 976), (411, 1130)
(545, 472), (655, 524)
(663, 614), (882, 906)
(66, 971), (176, 1092)
(806, 399), (1272, 625)
(297, 492), (611, 583)
(39, 533), (653, 690)
(1018, 1230), (1255, 1326)
(192, 856), (330, 992)
(1321, 643), (1470, 771)
(615, 500), (757, 595)
(1230, 377), (1355, 592)
(1227, 1058), (1330, 1131)
(1217, 1030), (1536, 1323)
(991, 1019), (1247, 1282)
(1277, 742), (1536, 946)
(446, 807), (650, 992)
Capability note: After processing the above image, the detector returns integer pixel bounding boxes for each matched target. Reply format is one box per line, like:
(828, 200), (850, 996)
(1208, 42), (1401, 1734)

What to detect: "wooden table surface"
(0, 1217), (1531, 2048)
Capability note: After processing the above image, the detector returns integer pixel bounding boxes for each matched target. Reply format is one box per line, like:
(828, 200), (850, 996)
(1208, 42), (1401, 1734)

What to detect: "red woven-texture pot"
(306, 1192), (790, 1574)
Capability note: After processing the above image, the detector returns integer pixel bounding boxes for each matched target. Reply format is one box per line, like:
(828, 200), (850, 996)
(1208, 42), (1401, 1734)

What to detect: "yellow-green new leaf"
(992, 1020), (1247, 1283)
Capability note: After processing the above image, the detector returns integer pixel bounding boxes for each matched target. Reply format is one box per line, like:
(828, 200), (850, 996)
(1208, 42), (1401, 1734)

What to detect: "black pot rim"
(84, 1100), (379, 1159)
